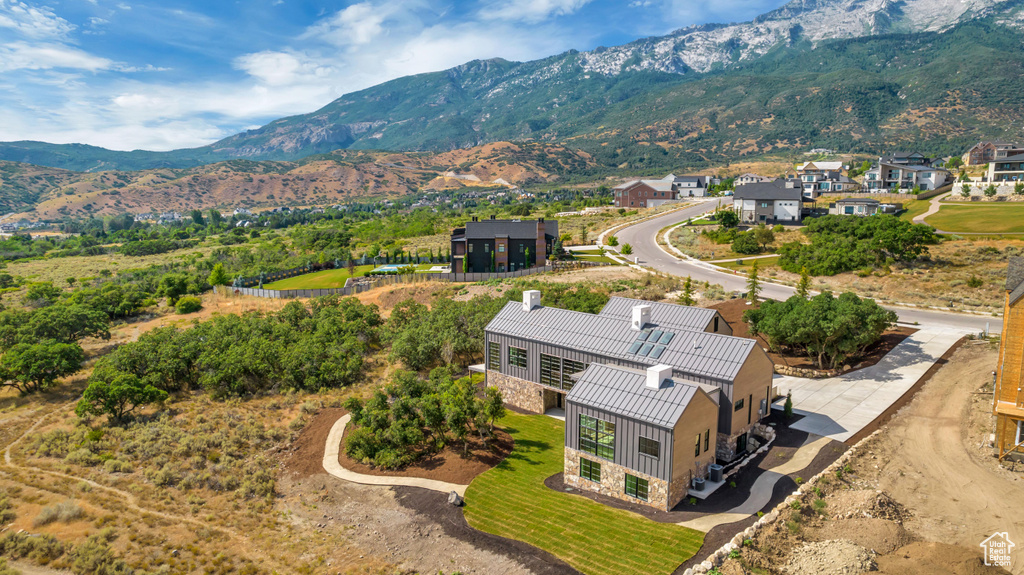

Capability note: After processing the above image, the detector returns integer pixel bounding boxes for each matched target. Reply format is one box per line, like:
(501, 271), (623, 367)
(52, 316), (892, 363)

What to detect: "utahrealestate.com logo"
(980, 532), (1015, 568)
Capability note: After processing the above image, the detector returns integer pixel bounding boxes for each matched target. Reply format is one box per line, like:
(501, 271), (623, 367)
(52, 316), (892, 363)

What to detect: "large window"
(562, 359), (587, 391)
(488, 342), (500, 371)
(625, 474), (648, 501)
(639, 436), (660, 459)
(540, 353), (561, 388)
(580, 458), (601, 482)
(509, 346), (527, 369)
(579, 414), (615, 460)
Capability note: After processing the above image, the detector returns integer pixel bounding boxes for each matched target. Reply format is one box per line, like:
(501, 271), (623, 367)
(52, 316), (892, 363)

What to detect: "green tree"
(22, 304), (110, 345)
(190, 209), (205, 226)
(175, 297), (203, 314)
(580, 225), (589, 245)
(22, 282), (61, 307)
(753, 223), (775, 251)
(621, 243), (633, 256)
(207, 263), (230, 286)
(732, 231), (760, 255)
(1015, 182), (1024, 196)
(796, 266), (811, 299)
(207, 208), (224, 226)
(482, 386), (505, 431)
(606, 235), (619, 247)
(961, 182), (971, 198)
(716, 209), (739, 228)
(76, 372), (168, 423)
(984, 184), (998, 198)
(746, 260), (761, 304)
(678, 276), (695, 306)
(66, 277), (76, 288)
(784, 391), (793, 419)
(0, 341), (84, 394)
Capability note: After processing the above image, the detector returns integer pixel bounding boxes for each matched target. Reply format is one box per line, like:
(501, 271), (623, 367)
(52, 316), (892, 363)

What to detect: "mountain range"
(1, 0), (1023, 176)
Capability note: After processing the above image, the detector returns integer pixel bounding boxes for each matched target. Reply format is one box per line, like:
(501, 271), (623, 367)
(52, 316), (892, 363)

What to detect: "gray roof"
(672, 176), (707, 185)
(465, 219), (557, 240)
(615, 180), (675, 192)
(486, 301), (758, 382)
(997, 153), (1024, 163)
(879, 163), (944, 172)
(1008, 257), (1024, 304)
(566, 364), (711, 428)
(598, 297), (718, 332)
(835, 198), (880, 206)
(733, 179), (804, 201)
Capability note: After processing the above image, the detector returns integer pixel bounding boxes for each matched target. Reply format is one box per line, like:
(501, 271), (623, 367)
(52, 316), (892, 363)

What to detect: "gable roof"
(614, 180), (675, 193)
(566, 364), (714, 428)
(733, 179), (804, 201)
(598, 297), (719, 332)
(797, 161), (843, 172)
(485, 301), (759, 382)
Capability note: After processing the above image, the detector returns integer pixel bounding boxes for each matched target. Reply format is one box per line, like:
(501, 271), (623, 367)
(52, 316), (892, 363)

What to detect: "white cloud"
(303, 1), (410, 47)
(234, 50), (334, 86)
(0, 0), (75, 39)
(0, 41), (112, 72)
(479, 0), (592, 23)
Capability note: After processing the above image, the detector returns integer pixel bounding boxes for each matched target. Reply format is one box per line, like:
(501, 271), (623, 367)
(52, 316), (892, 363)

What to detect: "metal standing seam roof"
(733, 180), (804, 201)
(598, 297), (718, 332)
(464, 220), (557, 240)
(485, 302), (757, 382)
(1007, 257), (1024, 304)
(566, 364), (705, 428)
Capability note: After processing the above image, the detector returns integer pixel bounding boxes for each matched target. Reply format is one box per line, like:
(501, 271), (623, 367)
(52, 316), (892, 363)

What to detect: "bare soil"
(710, 298), (916, 371)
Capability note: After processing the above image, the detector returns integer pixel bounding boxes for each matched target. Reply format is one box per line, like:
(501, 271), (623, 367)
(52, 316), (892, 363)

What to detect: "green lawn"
(572, 250), (622, 265)
(714, 255), (781, 271)
(464, 413), (705, 575)
(897, 199), (932, 222)
(263, 265), (375, 289)
(925, 204), (1024, 233)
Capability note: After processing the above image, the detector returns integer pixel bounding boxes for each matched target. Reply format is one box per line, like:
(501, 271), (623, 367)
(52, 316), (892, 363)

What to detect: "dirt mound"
(283, 407), (347, 478)
(783, 540), (877, 575)
(827, 489), (912, 523)
(811, 518), (915, 554)
(875, 542), (1004, 575)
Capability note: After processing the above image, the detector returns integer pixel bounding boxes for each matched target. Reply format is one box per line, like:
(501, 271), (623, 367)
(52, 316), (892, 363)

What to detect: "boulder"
(447, 491), (463, 506)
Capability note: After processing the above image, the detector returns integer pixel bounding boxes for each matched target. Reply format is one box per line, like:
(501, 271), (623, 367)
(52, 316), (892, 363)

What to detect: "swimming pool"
(371, 264), (407, 273)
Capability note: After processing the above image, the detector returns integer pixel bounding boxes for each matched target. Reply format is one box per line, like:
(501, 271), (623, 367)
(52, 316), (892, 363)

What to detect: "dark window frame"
(580, 458), (601, 482)
(579, 414), (615, 461)
(704, 429), (710, 453)
(638, 436), (660, 459)
(540, 353), (561, 388)
(734, 398), (745, 412)
(624, 474), (649, 501)
(694, 433), (701, 457)
(488, 342), (500, 371)
(508, 346), (527, 369)
(561, 358), (587, 392)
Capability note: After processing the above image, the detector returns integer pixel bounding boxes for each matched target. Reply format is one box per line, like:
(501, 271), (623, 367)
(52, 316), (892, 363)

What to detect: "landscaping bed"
(710, 298), (916, 374)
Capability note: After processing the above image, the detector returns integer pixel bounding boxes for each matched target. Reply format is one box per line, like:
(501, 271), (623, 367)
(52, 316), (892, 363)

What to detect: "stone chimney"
(631, 304), (651, 331)
(646, 365), (673, 390)
(522, 290), (541, 312)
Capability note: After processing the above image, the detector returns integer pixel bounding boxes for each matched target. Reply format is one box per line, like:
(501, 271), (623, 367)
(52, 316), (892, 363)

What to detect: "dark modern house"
(732, 179), (804, 224)
(563, 363), (720, 510)
(450, 217), (558, 273)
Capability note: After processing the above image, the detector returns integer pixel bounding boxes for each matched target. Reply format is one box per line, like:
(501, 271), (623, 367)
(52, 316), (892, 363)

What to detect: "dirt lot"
(714, 343), (1024, 575)
(710, 298), (915, 371)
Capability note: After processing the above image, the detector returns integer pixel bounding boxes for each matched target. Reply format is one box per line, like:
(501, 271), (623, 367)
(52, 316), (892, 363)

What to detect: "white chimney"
(631, 304), (651, 331)
(646, 365), (673, 390)
(523, 290), (541, 312)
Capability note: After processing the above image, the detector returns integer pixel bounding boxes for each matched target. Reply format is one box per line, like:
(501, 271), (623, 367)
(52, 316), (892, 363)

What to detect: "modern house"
(863, 153), (950, 191)
(450, 217), (557, 273)
(662, 174), (713, 197)
(963, 141), (1024, 166)
(563, 363), (719, 510)
(736, 173), (772, 185)
(483, 292), (773, 468)
(732, 179), (804, 224)
(987, 153), (1024, 182)
(994, 258), (1024, 462)
(795, 161), (859, 198)
(827, 198), (899, 216)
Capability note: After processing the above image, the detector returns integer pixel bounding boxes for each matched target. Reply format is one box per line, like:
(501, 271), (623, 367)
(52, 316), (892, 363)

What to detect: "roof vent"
(523, 290), (541, 312)
(631, 305), (651, 331)
(646, 365), (673, 390)
(692, 339), (700, 350)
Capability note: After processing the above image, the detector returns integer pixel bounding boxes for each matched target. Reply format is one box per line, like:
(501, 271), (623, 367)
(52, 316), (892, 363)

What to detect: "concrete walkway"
(912, 191), (952, 226)
(771, 327), (968, 442)
(322, 414), (468, 496)
(679, 435), (832, 531)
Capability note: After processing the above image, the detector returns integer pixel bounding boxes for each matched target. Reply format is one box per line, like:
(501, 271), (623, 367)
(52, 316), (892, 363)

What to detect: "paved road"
(612, 201), (1002, 334)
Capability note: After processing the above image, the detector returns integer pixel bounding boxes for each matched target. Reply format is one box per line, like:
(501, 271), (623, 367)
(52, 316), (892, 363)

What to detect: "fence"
(220, 261), (609, 299)
(233, 255), (452, 288)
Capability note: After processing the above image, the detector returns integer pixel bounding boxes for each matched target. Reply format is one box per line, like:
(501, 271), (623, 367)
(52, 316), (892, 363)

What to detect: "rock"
(447, 491), (463, 506)
(700, 560), (714, 571)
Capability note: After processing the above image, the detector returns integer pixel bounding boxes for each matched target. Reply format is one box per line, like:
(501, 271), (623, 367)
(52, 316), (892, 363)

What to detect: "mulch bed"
(282, 406), (515, 485)
(392, 486), (580, 575)
(709, 298), (917, 371)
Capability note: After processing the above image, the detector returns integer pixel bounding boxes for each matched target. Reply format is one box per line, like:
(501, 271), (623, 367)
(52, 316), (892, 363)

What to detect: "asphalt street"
(611, 200), (1001, 334)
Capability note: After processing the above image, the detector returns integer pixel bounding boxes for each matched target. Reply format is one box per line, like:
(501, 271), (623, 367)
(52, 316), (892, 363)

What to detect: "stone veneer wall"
(487, 370), (544, 413)
(564, 447), (671, 511)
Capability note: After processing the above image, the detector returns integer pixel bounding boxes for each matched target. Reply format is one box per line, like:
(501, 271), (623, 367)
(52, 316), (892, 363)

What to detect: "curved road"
(612, 200), (1001, 333)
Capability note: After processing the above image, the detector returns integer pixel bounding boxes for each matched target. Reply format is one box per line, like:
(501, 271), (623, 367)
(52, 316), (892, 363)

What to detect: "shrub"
(967, 275), (983, 288)
(33, 500), (84, 527)
(103, 459), (133, 473)
(0, 495), (15, 524)
(0, 532), (65, 563)
(731, 231), (761, 255)
(175, 296), (203, 314)
(65, 448), (102, 467)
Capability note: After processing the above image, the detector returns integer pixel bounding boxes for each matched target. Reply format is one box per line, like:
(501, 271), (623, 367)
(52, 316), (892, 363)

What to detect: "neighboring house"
(662, 174), (712, 197)
(613, 180), (678, 208)
(864, 154), (950, 191)
(987, 153), (1024, 182)
(736, 173), (771, 185)
(233, 208), (253, 216)
(563, 363), (719, 511)
(828, 198), (898, 216)
(450, 217), (557, 273)
(993, 257), (1024, 462)
(732, 179), (804, 224)
(795, 161), (859, 198)
(483, 291), (774, 470)
(963, 141), (1024, 166)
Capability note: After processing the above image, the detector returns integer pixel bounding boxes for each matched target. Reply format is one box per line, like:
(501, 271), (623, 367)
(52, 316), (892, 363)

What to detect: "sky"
(0, 0), (790, 151)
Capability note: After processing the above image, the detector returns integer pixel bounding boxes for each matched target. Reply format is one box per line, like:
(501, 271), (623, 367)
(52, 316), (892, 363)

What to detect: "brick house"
(963, 141), (1024, 166)
(613, 180), (678, 208)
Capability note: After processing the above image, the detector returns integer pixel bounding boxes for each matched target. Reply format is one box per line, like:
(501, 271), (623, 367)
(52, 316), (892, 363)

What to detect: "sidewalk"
(322, 414), (468, 496)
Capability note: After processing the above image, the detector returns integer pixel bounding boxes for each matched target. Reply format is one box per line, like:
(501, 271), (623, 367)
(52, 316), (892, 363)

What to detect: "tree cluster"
(343, 368), (505, 469)
(743, 292), (897, 370)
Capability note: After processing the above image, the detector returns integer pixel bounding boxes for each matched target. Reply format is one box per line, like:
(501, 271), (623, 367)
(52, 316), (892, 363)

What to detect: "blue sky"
(0, 0), (789, 151)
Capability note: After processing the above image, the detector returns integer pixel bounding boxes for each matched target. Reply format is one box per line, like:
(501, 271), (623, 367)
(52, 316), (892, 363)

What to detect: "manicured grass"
(925, 204), (1024, 233)
(464, 413), (705, 575)
(715, 255), (781, 271)
(897, 199), (931, 222)
(572, 250), (622, 265)
(263, 265), (375, 289)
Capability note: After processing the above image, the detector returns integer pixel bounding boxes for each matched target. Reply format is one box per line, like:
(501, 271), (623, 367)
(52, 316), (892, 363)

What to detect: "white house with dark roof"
(732, 179), (804, 224)
(483, 291), (774, 474)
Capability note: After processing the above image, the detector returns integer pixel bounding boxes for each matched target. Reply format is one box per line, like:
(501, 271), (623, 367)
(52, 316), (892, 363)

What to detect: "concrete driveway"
(770, 328), (970, 442)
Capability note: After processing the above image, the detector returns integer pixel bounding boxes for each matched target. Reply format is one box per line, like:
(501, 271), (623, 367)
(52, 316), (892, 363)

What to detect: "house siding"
(564, 401), (675, 481)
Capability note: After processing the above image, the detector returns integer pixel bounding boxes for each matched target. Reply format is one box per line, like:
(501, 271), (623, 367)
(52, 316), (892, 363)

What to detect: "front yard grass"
(263, 265), (375, 289)
(464, 413), (705, 575)
(925, 204), (1024, 233)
